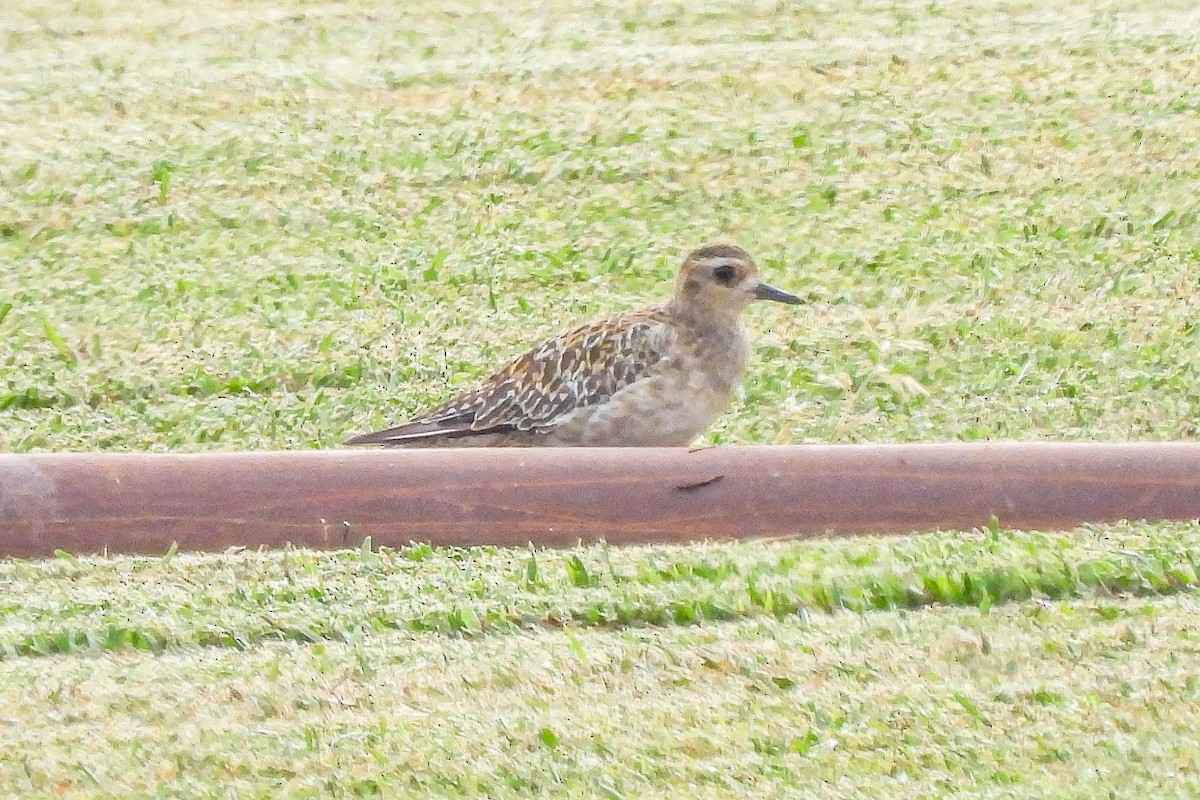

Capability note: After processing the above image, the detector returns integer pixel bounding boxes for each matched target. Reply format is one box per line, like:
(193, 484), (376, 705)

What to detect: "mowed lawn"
(2, 0), (1200, 797)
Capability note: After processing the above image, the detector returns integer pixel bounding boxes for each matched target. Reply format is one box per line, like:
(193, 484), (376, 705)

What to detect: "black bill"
(753, 282), (802, 304)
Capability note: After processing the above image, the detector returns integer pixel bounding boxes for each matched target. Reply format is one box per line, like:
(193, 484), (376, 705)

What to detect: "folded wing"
(343, 308), (673, 446)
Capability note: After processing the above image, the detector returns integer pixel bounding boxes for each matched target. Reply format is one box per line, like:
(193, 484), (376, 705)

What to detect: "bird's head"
(673, 244), (801, 319)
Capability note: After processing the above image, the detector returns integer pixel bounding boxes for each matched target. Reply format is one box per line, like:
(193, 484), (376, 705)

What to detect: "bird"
(343, 244), (801, 448)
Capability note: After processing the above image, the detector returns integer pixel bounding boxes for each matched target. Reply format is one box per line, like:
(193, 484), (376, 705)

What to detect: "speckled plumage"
(344, 244), (800, 448)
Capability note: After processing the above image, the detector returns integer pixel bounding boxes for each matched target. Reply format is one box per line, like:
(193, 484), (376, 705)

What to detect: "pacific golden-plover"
(344, 244), (800, 447)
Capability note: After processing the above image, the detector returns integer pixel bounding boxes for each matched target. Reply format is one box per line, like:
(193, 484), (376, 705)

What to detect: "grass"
(2, 0), (1200, 796)
(3, 524), (1198, 658)
(3, 0), (1199, 450)
(4, 524), (1200, 798)
(8, 609), (1198, 797)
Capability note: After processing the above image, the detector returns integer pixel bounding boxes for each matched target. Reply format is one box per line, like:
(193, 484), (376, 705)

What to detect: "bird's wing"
(343, 307), (674, 446)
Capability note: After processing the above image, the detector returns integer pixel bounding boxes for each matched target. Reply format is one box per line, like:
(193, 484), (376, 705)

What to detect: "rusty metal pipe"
(0, 443), (1197, 559)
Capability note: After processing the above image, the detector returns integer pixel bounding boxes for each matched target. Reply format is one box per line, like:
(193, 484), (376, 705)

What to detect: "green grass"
(3, 0), (1199, 450)
(3, 524), (1198, 659)
(4, 524), (1200, 798)
(7, 522), (1200, 796)
(2, 0), (1200, 796)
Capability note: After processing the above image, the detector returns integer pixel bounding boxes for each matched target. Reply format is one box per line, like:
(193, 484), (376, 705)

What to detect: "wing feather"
(343, 307), (672, 446)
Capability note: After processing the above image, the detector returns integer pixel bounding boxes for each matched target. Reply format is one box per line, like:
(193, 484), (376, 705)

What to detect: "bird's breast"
(545, 322), (750, 447)
(683, 321), (751, 392)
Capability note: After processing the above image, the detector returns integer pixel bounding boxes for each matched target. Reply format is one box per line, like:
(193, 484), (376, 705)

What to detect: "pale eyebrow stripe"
(695, 257), (744, 269)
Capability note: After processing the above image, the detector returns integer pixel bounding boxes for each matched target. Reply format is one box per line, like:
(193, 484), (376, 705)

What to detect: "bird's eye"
(712, 265), (737, 285)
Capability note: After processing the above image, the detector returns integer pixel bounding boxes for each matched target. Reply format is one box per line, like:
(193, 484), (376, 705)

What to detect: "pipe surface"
(0, 443), (1197, 559)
